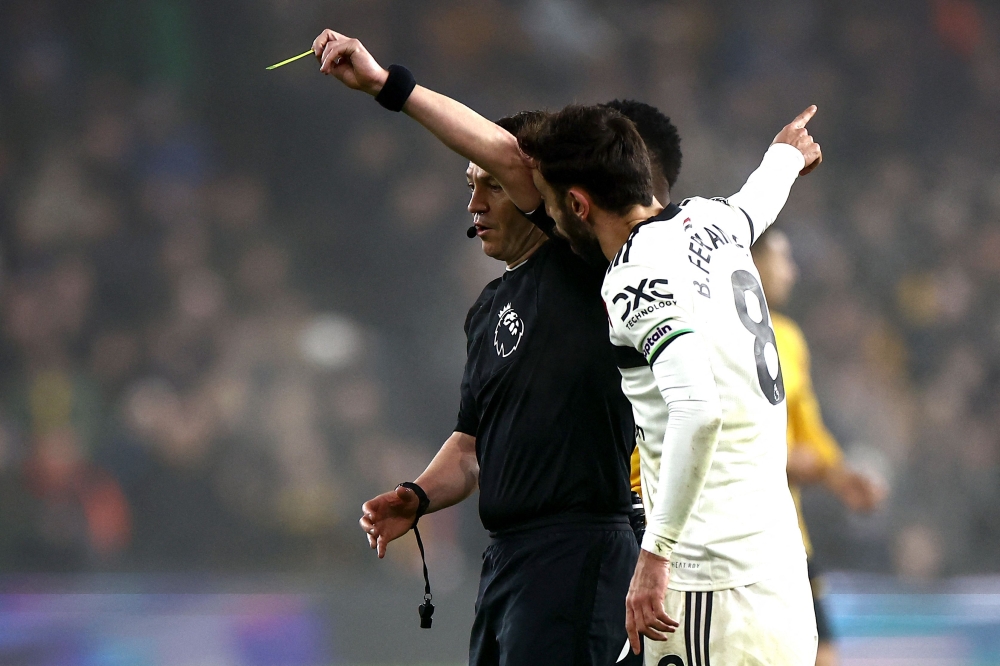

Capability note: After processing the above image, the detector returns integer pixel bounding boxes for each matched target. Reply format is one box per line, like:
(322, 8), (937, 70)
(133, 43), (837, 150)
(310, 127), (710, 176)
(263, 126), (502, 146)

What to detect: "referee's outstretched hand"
(625, 550), (679, 654)
(360, 486), (421, 558)
(313, 29), (388, 97)
(772, 105), (823, 176)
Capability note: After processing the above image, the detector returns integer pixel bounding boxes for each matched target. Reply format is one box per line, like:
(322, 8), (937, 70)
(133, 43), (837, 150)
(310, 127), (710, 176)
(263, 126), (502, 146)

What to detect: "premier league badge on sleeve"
(494, 303), (524, 358)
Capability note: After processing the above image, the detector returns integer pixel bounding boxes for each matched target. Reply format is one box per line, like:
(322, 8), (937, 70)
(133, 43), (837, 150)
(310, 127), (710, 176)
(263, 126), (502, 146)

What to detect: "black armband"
(375, 64), (416, 112)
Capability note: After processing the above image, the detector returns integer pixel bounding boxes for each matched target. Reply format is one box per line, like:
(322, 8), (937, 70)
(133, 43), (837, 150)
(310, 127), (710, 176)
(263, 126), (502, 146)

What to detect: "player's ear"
(567, 188), (590, 222)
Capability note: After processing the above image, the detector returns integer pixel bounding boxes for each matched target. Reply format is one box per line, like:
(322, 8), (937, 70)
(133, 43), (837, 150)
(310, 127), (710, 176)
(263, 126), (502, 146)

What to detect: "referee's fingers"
(320, 39), (353, 74)
(361, 497), (378, 514)
(376, 535), (389, 559)
(359, 514), (374, 532)
(312, 29), (333, 58)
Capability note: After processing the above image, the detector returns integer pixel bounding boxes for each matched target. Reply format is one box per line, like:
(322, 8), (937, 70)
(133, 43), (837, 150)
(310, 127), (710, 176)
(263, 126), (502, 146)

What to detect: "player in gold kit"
(752, 228), (886, 666)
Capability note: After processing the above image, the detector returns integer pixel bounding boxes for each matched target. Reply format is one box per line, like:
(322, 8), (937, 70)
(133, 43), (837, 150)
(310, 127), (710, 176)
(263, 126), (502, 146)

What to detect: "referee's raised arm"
(313, 29), (541, 213)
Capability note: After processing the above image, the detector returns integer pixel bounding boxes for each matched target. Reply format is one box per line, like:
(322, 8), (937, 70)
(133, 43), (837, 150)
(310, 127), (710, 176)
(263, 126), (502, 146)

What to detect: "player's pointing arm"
(727, 106), (823, 244)
(312, 30), (541, 213)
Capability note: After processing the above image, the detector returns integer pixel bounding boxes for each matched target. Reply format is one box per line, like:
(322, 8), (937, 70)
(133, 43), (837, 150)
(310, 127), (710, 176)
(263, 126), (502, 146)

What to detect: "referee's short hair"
(600, 99), (682, 190)
(495, 110), (546, 139)
(518, 105), (653, 216)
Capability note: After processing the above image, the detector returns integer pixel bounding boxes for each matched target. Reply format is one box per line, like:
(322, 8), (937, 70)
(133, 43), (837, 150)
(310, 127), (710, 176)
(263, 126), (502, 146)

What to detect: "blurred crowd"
(0, 0), (997, 580)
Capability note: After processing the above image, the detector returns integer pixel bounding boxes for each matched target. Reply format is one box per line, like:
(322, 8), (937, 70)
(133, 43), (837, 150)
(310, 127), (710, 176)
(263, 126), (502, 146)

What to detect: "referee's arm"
(416, 431), (480, 512)
(313, 29), (541, 213)
(360, 432), (478, 558)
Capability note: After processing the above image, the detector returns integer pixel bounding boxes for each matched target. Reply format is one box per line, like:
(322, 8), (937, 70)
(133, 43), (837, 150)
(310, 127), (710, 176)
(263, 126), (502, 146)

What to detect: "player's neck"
(595, 202), (663, 260)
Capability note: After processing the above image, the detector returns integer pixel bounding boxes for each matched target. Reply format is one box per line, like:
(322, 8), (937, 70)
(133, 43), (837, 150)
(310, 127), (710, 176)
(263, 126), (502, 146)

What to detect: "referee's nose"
(468, 182), (490, 216)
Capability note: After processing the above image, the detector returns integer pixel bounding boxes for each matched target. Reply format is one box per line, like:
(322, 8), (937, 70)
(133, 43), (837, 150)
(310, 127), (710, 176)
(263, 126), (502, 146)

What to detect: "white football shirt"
(603, 143), (808, 591)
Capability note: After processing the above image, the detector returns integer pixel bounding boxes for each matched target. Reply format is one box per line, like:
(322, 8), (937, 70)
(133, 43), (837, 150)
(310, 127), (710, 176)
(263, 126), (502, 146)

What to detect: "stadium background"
(0, 0), (998, 664)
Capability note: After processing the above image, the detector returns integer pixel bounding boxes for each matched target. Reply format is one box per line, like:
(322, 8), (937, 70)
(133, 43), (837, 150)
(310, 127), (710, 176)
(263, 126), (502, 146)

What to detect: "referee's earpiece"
(466, 226), (477, 238)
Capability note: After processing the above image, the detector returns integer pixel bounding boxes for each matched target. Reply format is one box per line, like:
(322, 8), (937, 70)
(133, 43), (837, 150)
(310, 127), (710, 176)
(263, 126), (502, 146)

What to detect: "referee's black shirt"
(455, 238), (635, 533)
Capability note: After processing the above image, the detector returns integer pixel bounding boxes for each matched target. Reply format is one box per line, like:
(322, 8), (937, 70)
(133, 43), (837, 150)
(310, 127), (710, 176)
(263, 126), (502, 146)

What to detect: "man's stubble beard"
(558, 206), (608, 268)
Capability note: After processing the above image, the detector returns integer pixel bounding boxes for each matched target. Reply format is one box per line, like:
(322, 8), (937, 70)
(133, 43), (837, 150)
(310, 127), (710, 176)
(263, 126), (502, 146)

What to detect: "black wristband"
(375, 64), (416, 112)
(397, 481), (430, 526)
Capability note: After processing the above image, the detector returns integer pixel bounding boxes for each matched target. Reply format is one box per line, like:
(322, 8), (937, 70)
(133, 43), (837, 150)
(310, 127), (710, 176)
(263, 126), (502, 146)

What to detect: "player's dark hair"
(495, 110), (546, 139)
(518, 105), (653, 215)
(601, 99), (682, 190)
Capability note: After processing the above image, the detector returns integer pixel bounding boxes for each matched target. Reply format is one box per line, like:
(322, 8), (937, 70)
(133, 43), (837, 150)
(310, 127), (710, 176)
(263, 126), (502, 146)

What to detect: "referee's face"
(467, 163), (540, 264)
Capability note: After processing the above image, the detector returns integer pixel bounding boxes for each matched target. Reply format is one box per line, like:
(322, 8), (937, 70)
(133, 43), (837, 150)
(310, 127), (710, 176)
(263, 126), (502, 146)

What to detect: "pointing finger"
(792, 105), (818, 129)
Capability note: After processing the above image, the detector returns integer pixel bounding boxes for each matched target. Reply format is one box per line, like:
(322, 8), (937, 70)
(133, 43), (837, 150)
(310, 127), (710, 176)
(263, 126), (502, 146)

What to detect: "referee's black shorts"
(469, 514), (641, 666)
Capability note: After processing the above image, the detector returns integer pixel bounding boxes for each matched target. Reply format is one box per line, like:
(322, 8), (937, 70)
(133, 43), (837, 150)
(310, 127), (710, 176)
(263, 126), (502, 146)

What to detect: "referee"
(316, 30), (687, 664)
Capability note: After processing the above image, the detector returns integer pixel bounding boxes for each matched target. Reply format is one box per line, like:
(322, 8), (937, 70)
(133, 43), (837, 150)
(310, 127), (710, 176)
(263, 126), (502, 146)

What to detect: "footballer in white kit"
(604, 143), (818, 665)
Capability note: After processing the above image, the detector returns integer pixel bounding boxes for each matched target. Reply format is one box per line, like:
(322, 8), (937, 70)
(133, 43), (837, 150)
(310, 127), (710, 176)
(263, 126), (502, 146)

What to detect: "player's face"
(755, 231), (798, 308)
(466, 164), (538, 262)
(531, 170), (606, 265)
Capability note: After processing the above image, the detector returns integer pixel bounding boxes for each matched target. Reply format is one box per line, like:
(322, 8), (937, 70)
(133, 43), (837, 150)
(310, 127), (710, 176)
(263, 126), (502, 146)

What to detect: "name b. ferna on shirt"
(494, 303), (524, 358)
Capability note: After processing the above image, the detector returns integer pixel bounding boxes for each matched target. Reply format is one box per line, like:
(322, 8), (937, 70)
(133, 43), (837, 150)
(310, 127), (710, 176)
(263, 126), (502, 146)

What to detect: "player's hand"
(625, 549), (679, 654)
(772, 105), (822, 176)
(828, 468), (887, 513)
(359, 485), (420, 558)
(313, 30), (388, 95)
(786, 446), (825, 485)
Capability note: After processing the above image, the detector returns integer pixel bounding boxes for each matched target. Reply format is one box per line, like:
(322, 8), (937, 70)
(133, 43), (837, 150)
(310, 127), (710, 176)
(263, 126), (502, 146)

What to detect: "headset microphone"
(466, 226), (477, 238)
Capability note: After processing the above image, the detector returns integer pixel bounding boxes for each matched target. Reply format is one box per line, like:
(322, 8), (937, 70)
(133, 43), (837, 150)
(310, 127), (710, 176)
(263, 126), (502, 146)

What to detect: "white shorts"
(643, 570), (818, 666)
